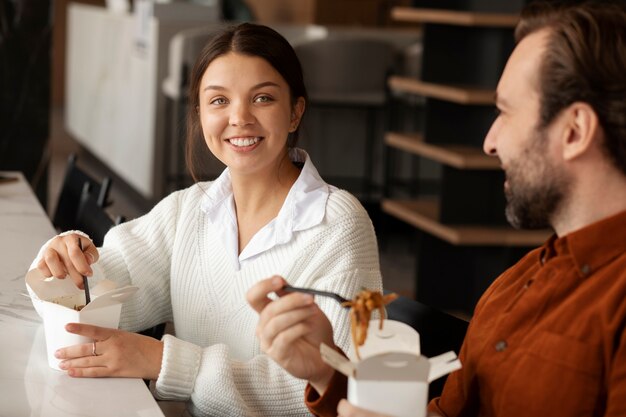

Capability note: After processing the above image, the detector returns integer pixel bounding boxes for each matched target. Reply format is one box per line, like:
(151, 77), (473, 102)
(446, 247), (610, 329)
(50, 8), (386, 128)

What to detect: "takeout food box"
(321, 320), (462, 417)
(25, 268), (137, 370)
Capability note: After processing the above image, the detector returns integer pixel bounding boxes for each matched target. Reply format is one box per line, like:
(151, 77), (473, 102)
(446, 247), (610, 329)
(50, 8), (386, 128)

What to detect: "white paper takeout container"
(25, 268), (138, 370)
(321, 319), (462, 417)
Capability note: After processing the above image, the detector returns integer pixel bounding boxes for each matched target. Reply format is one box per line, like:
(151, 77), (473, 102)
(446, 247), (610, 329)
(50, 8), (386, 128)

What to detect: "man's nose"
(483, 119), (499, 156)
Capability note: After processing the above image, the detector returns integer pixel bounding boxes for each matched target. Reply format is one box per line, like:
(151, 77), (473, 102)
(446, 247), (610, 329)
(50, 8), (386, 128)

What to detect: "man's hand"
(338, 400), (439, 417)
(337, 400), (391, 417)
(247, 276), (337, 394)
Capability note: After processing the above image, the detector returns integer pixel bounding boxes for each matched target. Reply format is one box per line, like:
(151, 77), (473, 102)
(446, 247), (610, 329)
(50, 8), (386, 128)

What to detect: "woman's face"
(198, 52), (304, 177)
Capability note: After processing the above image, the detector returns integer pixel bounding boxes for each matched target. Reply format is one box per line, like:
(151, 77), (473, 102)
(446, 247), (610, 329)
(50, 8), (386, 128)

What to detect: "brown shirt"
(431, 209), (626, 417)
(307, 210), (626, 417)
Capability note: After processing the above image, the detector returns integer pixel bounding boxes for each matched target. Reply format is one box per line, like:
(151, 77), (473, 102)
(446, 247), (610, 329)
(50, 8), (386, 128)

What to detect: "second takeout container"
(25, 268), (138, 370)
(321, 319), (462, 417)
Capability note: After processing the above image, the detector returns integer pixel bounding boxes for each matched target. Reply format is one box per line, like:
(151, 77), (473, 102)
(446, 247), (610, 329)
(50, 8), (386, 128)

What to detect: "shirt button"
(495, 340), (508, 352)
(581, 264), (591, 276)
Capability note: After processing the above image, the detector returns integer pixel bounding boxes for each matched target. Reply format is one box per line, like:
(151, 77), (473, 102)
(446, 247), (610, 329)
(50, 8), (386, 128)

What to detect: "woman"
(33, 23), (381, 416)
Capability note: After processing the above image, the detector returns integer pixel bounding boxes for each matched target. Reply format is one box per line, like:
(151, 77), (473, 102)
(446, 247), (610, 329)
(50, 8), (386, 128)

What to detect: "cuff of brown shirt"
(305, 369), (348, 417)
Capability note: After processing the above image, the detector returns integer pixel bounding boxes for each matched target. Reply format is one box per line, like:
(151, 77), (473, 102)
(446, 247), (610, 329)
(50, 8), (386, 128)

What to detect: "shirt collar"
(200, 148), (330, 268)
(538, 209), (626, 278)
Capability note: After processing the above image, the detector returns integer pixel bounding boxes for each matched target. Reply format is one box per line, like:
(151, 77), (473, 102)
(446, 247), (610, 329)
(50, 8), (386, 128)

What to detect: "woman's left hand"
(55, 323), (164, 380)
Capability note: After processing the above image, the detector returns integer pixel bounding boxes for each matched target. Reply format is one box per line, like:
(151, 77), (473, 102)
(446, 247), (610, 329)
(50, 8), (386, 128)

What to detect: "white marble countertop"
(0, 172), (164, 417)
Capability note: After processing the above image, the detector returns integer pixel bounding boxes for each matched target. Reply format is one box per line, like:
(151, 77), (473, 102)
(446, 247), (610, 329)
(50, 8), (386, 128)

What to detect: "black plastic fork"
(282, 284), (350, 306)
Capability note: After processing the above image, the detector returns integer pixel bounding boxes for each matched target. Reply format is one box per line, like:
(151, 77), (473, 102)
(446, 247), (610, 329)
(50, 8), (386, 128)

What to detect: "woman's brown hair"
(185, 23), (308, 182)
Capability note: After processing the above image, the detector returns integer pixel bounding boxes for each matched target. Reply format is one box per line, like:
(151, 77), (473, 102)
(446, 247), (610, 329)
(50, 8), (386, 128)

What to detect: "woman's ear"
(561, 102), (599, 161)
(289, 97), (306, 132)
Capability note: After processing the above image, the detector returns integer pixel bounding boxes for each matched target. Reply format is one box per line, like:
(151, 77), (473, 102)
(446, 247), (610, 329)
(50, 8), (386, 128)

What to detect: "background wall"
(246, 0), (411, 26)
(51, 0), (104, 106)
(51, 0), (413, 106)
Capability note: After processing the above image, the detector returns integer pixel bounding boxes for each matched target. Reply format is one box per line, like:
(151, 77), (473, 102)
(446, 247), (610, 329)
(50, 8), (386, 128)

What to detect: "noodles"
(342, 289), (398, 359)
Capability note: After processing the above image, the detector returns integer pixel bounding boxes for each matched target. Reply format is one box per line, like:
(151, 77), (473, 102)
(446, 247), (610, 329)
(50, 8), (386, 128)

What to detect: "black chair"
(52, 154), (113, 232)
(386, 295), (469, 399)
(74, 182), (124, 247)
(139, 323), (167, 340)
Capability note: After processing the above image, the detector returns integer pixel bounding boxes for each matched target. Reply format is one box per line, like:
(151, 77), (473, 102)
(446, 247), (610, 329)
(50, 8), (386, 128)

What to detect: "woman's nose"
(229, 102), (255, 127)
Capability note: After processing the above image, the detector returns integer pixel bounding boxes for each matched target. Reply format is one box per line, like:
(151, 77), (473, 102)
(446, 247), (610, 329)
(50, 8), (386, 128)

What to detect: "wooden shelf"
(385, 132), (500, 170)
(389, 76), (494, 105)
(382, 198), (551, 246)
(391, 7), (519, 28)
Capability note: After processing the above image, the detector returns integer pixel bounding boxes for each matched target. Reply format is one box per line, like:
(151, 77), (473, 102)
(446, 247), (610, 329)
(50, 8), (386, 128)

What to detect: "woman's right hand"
(247, 276), (337, 395)
(36, 233), (99, 289)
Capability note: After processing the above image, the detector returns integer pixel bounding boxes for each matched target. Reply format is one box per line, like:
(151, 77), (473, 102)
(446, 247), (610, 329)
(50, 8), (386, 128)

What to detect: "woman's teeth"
(229, 137), (260, 147)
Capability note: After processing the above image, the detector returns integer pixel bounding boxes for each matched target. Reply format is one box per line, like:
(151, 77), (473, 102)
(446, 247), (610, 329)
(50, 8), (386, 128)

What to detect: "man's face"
(502, 127), (568, 229)
(483, 29), (570, 230)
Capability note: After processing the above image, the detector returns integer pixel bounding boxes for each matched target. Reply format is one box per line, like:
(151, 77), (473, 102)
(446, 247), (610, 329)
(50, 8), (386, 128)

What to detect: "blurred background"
(1, 0), (551, 318)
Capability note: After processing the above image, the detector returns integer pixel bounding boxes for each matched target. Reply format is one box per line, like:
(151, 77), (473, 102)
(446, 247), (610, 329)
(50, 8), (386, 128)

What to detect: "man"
(247, 2), (626, 416)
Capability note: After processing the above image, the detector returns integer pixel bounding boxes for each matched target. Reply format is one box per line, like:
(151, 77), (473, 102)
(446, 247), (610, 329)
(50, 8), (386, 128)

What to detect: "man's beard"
(504, 129), (569, 230)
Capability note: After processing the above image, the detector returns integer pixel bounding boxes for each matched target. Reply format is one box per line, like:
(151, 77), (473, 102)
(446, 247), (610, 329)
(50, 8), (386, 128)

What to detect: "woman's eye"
(210, 97), (227, 105)
(254, 95), (273, 103)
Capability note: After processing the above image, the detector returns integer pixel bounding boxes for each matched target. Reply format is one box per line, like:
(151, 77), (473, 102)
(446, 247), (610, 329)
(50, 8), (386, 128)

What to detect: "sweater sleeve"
(154, 192), (383, 416)
(291, 192), (383, 357)
(95, 189), (186, 332)
(27, 189), (187, 332)
(294, 194), (383, 356)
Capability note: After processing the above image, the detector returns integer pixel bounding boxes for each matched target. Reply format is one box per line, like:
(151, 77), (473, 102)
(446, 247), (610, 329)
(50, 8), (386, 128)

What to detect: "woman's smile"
(226, 136), (264, 152)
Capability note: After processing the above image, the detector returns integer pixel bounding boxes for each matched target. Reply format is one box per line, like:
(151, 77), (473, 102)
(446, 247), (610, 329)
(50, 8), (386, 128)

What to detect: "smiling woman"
(31, 22), (382, 417)
(198, 54), (303, 182)
(186, 23), (308, 183)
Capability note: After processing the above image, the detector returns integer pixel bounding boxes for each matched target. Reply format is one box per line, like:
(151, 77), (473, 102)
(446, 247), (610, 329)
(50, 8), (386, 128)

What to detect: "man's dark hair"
(516, 1), (626, 175)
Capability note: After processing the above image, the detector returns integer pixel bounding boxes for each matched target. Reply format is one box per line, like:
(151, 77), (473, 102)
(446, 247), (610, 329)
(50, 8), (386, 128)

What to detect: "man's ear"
(289, 97), (306, 132)
(561, 102), (599, 161)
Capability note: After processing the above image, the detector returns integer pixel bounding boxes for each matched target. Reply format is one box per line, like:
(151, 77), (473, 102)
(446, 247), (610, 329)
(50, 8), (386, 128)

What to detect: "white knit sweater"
(95, 182), (381, 416)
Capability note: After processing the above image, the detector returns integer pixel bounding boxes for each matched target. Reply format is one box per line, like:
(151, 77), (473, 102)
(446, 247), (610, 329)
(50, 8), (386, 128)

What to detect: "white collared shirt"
(200, 148), (334, 270)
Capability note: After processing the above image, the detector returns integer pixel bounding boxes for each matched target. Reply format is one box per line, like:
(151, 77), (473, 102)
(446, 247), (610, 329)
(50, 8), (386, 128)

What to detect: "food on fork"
(342, 289), (398, 359)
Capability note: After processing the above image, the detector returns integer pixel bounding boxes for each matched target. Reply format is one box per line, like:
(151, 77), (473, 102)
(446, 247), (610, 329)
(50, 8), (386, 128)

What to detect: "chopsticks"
(78, 238), (91, 305)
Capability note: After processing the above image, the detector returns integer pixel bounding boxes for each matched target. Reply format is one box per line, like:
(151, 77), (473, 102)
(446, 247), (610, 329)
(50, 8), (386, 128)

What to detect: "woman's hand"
(55, 323), (164, 380)
(247, 276), (337, 395)
(37, 234), (99, 288)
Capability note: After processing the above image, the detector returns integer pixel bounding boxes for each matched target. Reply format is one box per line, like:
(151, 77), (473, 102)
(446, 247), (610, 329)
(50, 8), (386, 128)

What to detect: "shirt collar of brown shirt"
(538, 209), (626, 279)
